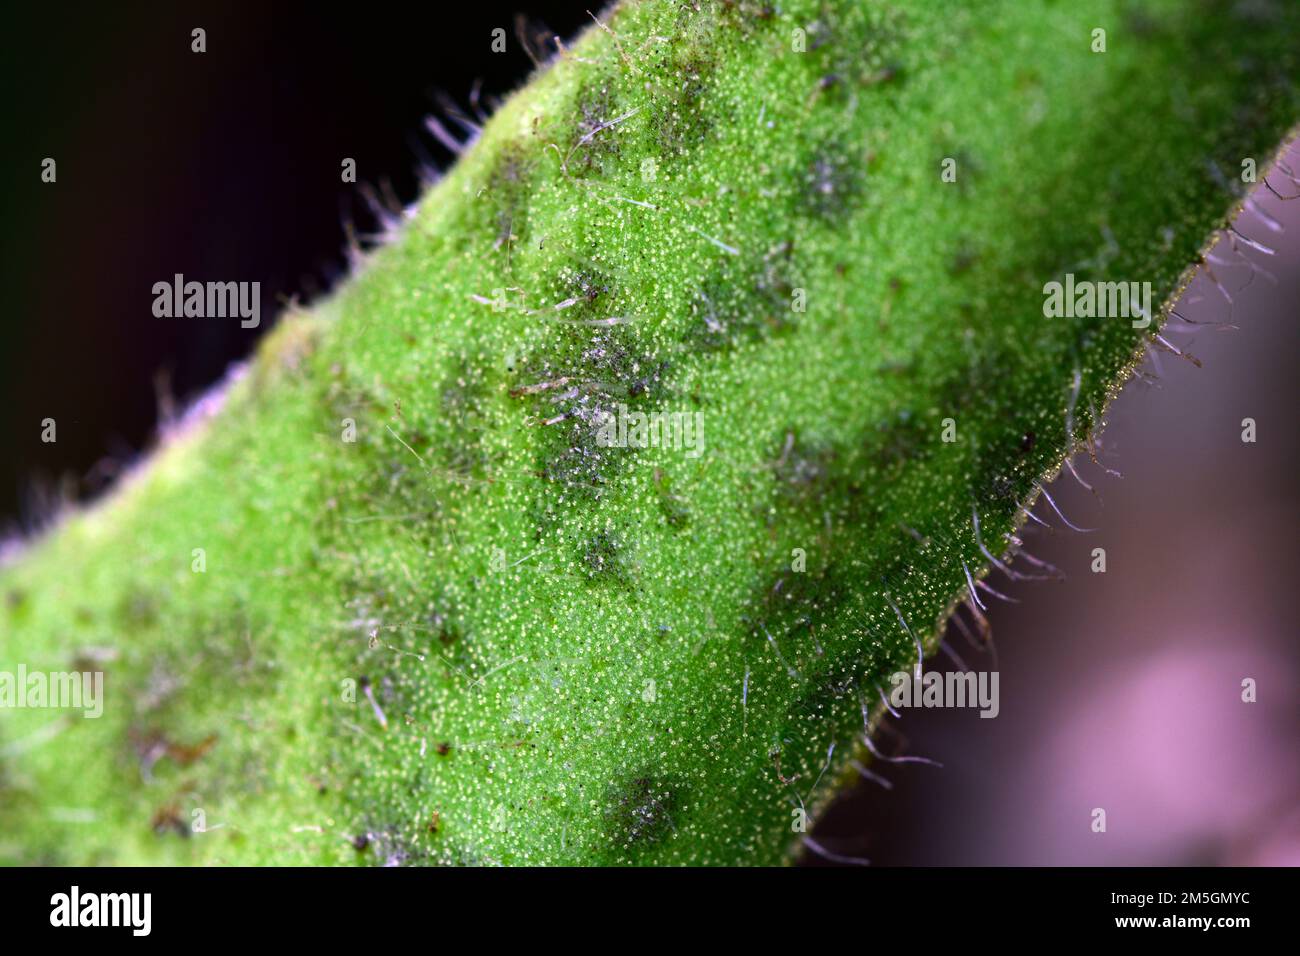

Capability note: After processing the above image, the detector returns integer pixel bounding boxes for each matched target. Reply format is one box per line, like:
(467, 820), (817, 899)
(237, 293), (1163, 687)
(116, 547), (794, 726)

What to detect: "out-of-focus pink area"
(1038, 647), (1296, 864)
(810, 141), (1300, 865)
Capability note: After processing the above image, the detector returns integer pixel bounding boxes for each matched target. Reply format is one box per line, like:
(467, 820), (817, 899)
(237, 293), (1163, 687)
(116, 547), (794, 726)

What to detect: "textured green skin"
(1, 0), (1297, 865)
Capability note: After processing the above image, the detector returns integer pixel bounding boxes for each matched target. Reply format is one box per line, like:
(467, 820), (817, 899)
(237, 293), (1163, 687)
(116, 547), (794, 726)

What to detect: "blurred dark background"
(0, 0), (593, 529)
(2, 3), (1295, 866)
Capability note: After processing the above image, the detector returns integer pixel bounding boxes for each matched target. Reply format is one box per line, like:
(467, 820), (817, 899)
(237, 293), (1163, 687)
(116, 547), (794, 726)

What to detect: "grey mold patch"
(803, 139), (864, 222)
(581, 527), (632, 584)
(605, 774), (679, 852)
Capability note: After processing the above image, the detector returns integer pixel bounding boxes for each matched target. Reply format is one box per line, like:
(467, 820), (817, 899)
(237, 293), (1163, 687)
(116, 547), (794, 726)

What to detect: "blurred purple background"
(808, 141), (1300, 865)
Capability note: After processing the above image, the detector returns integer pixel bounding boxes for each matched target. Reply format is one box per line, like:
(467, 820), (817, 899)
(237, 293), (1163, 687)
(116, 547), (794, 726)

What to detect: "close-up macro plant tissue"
(0, 1), (1296, 934)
